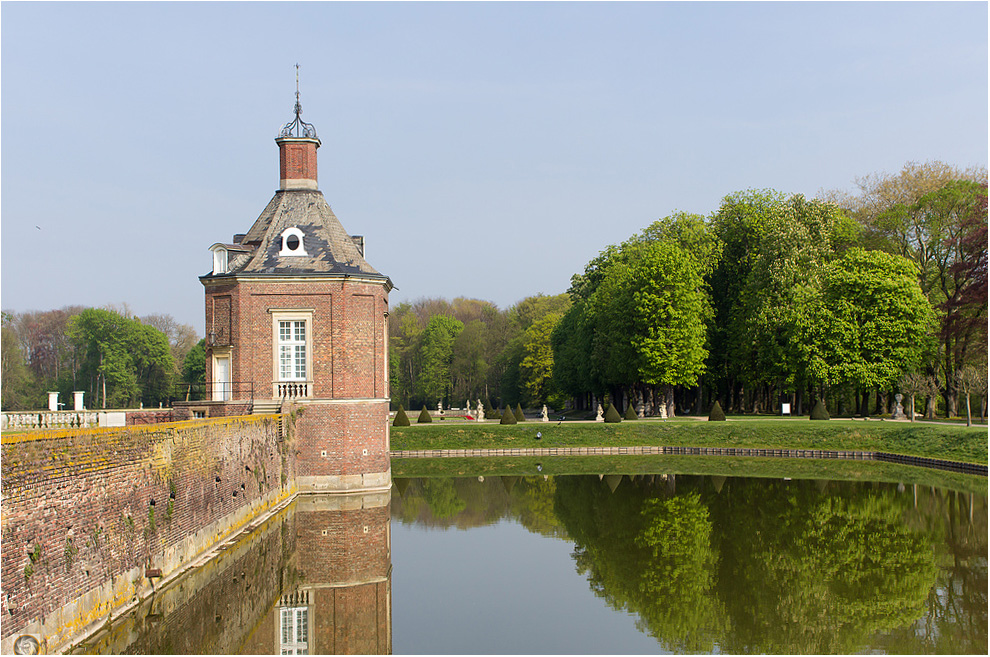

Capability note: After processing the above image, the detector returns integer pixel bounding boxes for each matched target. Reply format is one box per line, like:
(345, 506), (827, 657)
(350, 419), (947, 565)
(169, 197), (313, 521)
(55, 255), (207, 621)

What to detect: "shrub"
(708, 401), (726, 422)
(810, 398), (830, 420)
(500, 407), (517, 425)
(604, 403), (622, 423)
(417, 405), (433, 423)
(514, 404), (526, 422)
(393, 405), (410, 427)
(490, 407), (501, 421)
(624, 404), (638, 420)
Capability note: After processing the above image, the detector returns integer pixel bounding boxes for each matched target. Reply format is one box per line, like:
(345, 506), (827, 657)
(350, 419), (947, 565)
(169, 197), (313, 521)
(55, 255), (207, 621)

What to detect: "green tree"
(838, 162), (988, 415)
(1, 312), (39, 410)
(807, 249), (935, 413)
(519, 312), (565, 407)
(709, 190), (859, 413)
(68, 308), (174, 408)
(415, 315), (464, 406)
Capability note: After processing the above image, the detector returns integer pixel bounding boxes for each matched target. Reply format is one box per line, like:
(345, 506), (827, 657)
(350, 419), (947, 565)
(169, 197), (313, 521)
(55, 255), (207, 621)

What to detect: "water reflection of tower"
(277, 491), (392, 655)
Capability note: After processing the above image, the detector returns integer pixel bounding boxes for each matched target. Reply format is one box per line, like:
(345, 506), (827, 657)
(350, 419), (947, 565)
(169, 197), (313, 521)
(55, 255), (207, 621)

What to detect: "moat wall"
(0, 415), (297, 654)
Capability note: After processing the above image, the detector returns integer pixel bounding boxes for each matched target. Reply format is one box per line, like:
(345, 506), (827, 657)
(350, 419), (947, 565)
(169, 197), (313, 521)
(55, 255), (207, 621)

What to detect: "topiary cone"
(514, 403), (525, 422)
(810, 398), (830, 420)
(624, 404), (638, 420)
(500, 407), (517, 425)
(417, 405), (433, 423)
(708, 400), (726, 421)
(604, 403), (622, 423)
(393, 405), (410, 427)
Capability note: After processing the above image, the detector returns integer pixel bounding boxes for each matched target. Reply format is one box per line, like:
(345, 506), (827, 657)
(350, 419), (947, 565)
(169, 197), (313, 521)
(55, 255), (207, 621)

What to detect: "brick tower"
(201, 91), (393, 493)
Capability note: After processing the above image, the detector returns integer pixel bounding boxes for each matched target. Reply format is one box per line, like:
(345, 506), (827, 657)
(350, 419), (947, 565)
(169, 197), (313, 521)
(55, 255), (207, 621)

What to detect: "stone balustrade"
(0, 410), (127, 430)
(2, 411), (100, 430)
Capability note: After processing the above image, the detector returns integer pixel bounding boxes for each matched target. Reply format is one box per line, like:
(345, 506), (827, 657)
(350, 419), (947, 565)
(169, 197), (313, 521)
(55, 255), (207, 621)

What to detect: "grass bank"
(391, 454), (987, 496)
(391, 418), (988, 465)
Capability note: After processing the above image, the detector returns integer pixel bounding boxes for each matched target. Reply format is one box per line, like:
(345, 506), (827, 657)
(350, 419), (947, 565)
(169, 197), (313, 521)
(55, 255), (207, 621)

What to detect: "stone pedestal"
(73, 391), (85, 411)
(48, 391), (59, 412)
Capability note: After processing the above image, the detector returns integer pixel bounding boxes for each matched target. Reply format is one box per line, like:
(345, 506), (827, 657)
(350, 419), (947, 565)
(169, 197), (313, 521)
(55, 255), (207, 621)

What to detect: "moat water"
(70, 469), (987, 654)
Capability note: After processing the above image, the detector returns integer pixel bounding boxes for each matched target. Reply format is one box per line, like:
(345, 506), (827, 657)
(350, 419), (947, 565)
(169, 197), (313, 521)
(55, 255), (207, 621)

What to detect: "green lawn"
(391, 417), (988, 465)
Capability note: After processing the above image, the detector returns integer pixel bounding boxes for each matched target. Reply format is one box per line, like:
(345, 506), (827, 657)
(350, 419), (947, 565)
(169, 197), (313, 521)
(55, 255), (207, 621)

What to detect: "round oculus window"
(286, 234), (300, 251)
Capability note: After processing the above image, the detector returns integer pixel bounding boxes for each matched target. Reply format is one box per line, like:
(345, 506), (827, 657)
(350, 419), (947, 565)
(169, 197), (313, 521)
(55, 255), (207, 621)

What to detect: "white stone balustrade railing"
(2, 411), (101, 430)
(274, 381), (312, 399)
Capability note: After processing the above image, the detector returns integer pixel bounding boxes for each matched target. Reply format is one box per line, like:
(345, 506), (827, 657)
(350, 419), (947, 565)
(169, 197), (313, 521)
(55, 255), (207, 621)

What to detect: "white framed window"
(278, 320), (307, 380)
(210, 245), (229, 274)
(280, 606), (309, 654)
(269, 310), (313, 397)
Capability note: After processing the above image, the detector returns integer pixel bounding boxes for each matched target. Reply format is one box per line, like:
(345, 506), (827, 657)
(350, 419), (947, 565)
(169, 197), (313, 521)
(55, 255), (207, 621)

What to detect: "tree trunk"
(965, 393), (972, 427)
(909, 395), (915, 422)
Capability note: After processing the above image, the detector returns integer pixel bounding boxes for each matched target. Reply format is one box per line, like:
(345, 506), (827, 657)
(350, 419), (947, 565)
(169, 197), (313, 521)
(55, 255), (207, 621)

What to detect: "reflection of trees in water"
(554, 475), (984, 654)
(391, 476), (566, 538)
(554, 475), (725, 652)
(712, 480), (939, 653)
(876, 487), (988, 654)
(392, 473), (986, 653)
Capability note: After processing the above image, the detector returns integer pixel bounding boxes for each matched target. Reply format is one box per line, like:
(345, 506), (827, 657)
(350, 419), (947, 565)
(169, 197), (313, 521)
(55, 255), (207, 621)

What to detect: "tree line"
(391, 161), (987, 419)
(1, 305), (205, 411)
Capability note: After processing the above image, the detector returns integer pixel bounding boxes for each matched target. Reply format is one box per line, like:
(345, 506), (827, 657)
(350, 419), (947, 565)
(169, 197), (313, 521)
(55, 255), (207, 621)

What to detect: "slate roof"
(205, 189), (390, 286)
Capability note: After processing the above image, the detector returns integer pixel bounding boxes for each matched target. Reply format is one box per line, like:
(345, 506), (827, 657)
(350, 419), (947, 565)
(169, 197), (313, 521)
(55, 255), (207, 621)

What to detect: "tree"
(393, 405), (410, 427)
(67, 308), (174, 408)
(415, 315), (464, 406)
(955, 365), (987, 426)
(838, 162), (988, 415)
(807, 249), (935, 414)
(1, 312), (38, 410)
(898, 371), (930, 422)
(519, 312), (565, 407)
(450, 320), (491, 403)
(709, 190), (859, 413)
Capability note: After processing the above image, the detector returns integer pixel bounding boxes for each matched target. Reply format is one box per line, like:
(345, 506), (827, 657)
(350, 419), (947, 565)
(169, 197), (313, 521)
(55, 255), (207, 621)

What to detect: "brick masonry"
(0, 416), (296, 652)
(56, 492), (391, 654)
(203, 277), (392, 491)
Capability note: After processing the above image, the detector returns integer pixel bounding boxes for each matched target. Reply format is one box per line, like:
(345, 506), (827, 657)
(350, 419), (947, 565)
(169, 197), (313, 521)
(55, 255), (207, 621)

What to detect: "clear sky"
(2, 1), (987, 331)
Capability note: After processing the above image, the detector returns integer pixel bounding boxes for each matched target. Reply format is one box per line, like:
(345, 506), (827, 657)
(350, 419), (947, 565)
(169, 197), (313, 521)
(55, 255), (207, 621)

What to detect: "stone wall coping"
(1, 414), (281, 446)
(389, 446), (987, 476)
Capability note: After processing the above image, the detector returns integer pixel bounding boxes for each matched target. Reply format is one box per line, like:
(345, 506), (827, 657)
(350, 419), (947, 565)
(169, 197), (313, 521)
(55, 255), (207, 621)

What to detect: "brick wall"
(0, 416), (296, 651)
(291, 402), (390, 482)
(204, 279), (388, 403)
(278, 140), (318, 184)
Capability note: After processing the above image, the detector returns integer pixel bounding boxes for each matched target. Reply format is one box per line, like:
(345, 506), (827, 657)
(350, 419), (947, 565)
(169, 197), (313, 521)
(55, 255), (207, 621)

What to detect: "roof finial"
(279, 64), (318, 140)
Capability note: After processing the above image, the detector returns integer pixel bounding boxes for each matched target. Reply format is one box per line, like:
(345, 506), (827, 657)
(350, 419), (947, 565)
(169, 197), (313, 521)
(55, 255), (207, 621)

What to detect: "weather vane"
(279, 63), (318, 140)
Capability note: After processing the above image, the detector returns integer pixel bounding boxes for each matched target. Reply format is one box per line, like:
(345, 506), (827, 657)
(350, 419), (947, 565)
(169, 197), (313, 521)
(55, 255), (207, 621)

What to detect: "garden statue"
(541, 405), (549, 422)
(595, 404), (604, 422)
(892, 393), (906, 419)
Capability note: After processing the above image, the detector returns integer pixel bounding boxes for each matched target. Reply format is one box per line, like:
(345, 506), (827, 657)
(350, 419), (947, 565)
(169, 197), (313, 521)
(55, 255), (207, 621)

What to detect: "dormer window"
(279, 226), (308, 257)
(211, 245), (229, 274)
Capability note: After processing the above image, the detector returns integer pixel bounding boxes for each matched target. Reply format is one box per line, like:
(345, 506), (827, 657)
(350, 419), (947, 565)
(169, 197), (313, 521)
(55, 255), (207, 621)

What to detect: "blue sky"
(2, 1), (987, 331)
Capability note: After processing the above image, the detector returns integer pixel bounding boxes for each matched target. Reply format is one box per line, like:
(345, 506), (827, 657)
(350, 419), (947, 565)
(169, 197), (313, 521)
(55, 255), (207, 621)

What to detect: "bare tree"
(955, 365), (987, 426)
